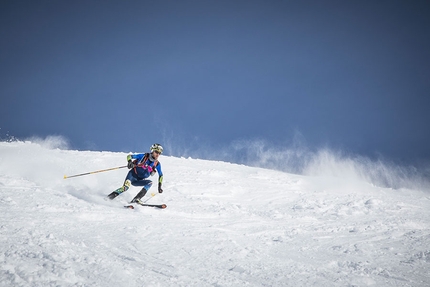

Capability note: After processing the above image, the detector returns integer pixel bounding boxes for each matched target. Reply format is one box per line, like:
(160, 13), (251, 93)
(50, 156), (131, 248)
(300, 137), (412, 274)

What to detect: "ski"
(124, 203), (167, 209)
(138, 203), (167, 209)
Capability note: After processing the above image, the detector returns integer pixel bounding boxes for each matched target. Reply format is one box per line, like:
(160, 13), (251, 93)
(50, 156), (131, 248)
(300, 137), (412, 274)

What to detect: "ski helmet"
(150, 143), (163, 154)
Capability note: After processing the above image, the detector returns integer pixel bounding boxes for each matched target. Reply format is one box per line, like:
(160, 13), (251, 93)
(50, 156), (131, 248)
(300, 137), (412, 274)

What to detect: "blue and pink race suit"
(125, 153), (163, 191)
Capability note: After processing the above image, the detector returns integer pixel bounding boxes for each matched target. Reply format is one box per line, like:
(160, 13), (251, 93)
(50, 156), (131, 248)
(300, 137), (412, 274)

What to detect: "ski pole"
(144, 192), (157, 203)
(64, 166), (127, 179)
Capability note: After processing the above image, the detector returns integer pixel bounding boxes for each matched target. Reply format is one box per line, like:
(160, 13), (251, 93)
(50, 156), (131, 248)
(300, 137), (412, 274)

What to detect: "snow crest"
(1, 141), (429, 286)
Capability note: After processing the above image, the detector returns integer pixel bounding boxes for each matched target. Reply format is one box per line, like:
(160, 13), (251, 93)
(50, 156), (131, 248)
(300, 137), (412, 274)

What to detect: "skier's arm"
(156, 163), (163, 193)
(126, 154), (144, 169)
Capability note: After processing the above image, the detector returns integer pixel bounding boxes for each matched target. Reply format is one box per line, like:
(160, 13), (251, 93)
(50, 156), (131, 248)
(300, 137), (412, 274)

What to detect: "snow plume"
(0, 128), (19, 142)
(229, 139), (430, 192)
(0, 134), (70, 150)
(159, 133), (429, 191)
(28, 135), (70, 150)
(303, 149), (429, 191)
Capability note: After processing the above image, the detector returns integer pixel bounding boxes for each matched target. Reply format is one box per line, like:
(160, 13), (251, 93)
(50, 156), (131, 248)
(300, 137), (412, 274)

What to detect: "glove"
(127, 160), (136, 169)
(158, 183), (163, 193)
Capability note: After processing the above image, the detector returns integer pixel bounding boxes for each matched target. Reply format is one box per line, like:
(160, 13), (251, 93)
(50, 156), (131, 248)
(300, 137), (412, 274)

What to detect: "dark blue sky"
(1, 1), (430, 165)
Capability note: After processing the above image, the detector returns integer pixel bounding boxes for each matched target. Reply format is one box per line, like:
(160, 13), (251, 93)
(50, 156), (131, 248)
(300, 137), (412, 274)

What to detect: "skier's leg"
(107, 172), (134, 200)
(130, 180), (152, 203)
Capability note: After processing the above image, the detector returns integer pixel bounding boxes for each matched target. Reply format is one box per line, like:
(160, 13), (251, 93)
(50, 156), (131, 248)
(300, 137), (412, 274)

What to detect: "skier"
(107, 143), (164, 204)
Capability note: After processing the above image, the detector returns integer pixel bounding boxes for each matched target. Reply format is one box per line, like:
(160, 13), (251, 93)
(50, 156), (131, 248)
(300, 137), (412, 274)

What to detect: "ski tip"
(63, 175), (67, 179)
(161, 204), (167, 209)
(124, 205), (135, 209)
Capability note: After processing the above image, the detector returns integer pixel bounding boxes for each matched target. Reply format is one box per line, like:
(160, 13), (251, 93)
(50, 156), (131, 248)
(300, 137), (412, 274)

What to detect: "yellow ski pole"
(64, 166), (127, 179)
(143, 192), (157, 203)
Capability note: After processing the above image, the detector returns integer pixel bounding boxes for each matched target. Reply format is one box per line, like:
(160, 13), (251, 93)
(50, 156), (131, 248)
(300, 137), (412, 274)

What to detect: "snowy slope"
(0, 141), (429, 287)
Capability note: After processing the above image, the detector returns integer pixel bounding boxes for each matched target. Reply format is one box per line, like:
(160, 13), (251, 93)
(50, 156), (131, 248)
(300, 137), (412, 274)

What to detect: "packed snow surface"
(1, 141), (429, 286)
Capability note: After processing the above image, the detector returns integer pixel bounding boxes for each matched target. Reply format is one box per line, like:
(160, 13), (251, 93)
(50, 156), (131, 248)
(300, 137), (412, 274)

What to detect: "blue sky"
(1, 0), (430, 166)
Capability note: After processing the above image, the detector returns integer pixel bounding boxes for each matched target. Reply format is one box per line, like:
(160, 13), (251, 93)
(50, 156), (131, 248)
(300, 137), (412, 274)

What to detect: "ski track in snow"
(0, 141), (429, 286)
